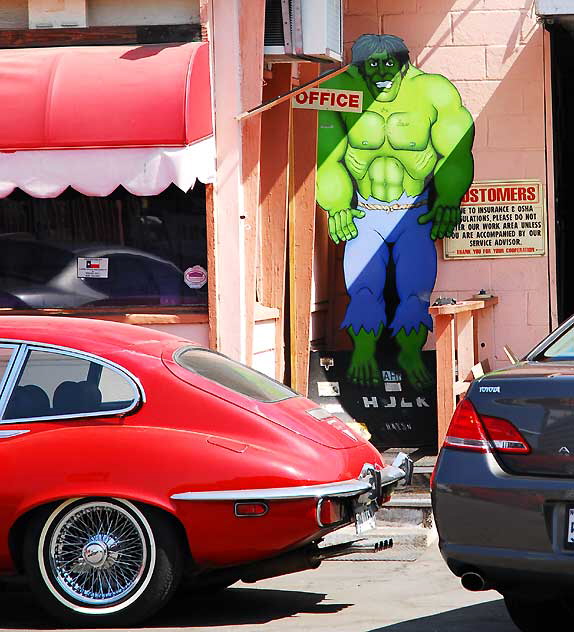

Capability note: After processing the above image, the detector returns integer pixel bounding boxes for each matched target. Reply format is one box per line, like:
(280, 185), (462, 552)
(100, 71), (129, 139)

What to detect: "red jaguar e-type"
(0, 316), (406, 626)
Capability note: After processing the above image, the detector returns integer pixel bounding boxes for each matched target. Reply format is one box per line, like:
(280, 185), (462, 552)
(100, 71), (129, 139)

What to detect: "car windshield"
(175, 347), (297, 403)
(539, 323), (574, 359)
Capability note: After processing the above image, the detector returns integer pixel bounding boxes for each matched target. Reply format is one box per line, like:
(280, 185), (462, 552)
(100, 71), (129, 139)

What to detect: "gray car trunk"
(470, 362), (574, 477)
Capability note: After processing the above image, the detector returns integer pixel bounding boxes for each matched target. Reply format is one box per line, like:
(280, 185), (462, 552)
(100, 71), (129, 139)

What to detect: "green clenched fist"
(418, 200), (462, 240)
(328, 208), (366, 244)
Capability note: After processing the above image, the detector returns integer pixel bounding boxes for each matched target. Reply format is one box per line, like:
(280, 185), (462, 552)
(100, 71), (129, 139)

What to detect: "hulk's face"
(361, 53), (403, 102)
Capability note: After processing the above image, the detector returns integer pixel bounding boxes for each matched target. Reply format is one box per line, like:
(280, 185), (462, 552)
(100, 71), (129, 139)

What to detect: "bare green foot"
(398, 348), (432, 390)
(396, 326), (433, 391)
(347, 326), (383, 386)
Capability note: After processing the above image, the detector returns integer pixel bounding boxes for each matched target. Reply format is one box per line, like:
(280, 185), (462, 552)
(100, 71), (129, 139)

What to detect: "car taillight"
(443, 398), (530, 455)
(481, 415), (530, 453)
(444, 398), (489, 452)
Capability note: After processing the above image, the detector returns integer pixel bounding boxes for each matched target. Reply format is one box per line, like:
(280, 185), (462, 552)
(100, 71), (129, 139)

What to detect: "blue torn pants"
(341, 191), (437, 336)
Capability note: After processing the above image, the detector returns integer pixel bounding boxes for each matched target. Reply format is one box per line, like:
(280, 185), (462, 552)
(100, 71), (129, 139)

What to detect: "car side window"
(98, 366), (138, 411)
(0, 346), (16, 396)
(2, 348), (138, 421)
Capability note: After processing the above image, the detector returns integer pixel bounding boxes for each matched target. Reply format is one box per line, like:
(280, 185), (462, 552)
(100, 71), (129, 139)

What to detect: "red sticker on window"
(184, 265), (207, 289)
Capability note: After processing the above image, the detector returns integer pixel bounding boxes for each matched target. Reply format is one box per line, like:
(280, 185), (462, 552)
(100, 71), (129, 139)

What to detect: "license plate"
(566, 507), (574, 549)
(355, 503), (377, 535)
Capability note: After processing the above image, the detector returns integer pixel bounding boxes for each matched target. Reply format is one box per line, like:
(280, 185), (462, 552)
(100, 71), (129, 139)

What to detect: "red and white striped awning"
(0, 41), (214, 197)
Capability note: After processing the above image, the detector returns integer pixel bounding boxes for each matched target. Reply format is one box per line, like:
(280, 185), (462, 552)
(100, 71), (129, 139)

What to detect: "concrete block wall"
(343, 0), (550, 369)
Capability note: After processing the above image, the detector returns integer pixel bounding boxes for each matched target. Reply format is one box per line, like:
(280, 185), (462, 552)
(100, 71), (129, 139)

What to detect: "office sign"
(293, 88), (363, 113)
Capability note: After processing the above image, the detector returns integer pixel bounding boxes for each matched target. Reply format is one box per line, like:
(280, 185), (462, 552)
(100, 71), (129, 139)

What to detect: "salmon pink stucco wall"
(344, 0), (552, 370)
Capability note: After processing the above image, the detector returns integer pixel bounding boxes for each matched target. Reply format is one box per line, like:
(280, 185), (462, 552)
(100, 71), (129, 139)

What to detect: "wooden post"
(207, 0), (265, 363)
(288, 63), (319, 395)
(208, 0), (246, 360)
(456, 310), (474, 383)
(239, 0), (265, 366)
(434, 313), (456, 449)
(430, 298), (499, 449)
(206, 183), (217, 350)
(259, 64), (292, 381)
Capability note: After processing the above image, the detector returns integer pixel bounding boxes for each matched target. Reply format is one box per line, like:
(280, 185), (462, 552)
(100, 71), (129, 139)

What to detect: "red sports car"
(0, 316), (406, 626)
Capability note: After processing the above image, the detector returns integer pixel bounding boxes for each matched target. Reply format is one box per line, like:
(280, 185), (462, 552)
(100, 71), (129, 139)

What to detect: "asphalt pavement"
(0, 543), (517, 631)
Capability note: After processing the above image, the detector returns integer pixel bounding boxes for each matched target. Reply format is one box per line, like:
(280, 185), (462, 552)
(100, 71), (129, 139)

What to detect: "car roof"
(0, 316), (187, 357)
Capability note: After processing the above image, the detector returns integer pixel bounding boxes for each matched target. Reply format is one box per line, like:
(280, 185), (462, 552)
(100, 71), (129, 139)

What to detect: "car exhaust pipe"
(240, 539), (393, 583)
(461, 571), (490, 592)
(313, 538), (393, 561)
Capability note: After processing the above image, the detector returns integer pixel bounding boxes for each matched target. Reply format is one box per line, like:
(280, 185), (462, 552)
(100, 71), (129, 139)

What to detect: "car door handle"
(0, 429), (29, 438)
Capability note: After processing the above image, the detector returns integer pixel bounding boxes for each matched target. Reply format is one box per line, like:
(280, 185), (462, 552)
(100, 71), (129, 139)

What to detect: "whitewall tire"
(23, 498), (182, 626)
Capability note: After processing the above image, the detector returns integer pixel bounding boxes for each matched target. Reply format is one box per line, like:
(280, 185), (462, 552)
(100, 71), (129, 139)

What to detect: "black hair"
(351, 34), (410, 69)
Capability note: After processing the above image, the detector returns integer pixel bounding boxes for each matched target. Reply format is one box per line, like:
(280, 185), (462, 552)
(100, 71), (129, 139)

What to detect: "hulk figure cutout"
(317, 34), (474, 389)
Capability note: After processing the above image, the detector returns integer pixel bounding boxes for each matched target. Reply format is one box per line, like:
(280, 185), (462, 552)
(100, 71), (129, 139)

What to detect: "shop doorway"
(550, 22), (574, 322)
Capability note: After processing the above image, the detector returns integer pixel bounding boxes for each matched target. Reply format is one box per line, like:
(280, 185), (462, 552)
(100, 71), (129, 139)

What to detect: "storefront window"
(0, 184), (207, 310)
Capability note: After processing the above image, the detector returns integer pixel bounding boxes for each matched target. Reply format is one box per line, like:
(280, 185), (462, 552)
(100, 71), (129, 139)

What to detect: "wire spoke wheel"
(23, 496), (190, 627)
(49, 501), (147, 606)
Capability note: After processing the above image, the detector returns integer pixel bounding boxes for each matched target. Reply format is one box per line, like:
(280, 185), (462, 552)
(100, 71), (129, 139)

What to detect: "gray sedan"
(432, 313), (574, 631)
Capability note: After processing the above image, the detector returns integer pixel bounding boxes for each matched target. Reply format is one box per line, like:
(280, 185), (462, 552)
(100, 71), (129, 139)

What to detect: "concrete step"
(375, 451), (436, 529)
(384, 494), (431, 507)
(408, 465), (433, 490)
(383, 450), (435, 492)
(377, 493), (433, 528)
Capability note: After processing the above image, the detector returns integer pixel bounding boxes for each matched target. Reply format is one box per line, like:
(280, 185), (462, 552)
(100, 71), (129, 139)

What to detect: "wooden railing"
(429, 297), (498, 450)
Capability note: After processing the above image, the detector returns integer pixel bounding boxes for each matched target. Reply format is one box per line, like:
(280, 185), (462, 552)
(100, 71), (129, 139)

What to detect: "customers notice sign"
(443, 180), (545, 259)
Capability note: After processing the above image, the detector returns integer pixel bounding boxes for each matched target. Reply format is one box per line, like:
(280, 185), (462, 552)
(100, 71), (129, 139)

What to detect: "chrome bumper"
(171, 462), (406, 502)
(391, 452), (414, 486)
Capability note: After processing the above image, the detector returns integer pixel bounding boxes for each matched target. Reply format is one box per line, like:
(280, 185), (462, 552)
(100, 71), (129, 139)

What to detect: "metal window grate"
(264, 0), (291, 47)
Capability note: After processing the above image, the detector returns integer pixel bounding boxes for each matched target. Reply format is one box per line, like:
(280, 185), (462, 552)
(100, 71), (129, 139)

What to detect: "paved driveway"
(0, 543), (517, 631)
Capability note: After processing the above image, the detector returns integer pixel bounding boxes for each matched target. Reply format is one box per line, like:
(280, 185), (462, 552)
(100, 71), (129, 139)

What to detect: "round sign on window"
(184, 265), (207, 289)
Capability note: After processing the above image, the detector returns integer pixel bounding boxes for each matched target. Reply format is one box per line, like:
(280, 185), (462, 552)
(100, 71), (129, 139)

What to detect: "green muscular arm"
(317, 108), (365, 244)
(418, 75), (475, 240)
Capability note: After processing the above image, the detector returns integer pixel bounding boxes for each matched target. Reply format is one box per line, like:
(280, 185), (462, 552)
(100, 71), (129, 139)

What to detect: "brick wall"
(339, 0), (549, 368)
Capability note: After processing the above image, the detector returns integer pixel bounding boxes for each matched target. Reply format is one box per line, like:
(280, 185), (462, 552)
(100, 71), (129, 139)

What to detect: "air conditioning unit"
(535, 0), (572, 16)
(28, 0), (87, 29)
(264, 0), (343, 63)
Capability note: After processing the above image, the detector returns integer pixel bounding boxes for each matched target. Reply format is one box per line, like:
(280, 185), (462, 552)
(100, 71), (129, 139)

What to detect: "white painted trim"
(0, 138), (215, 199)
(544, 29), (558, 330)
(209, 0), (247, 362)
